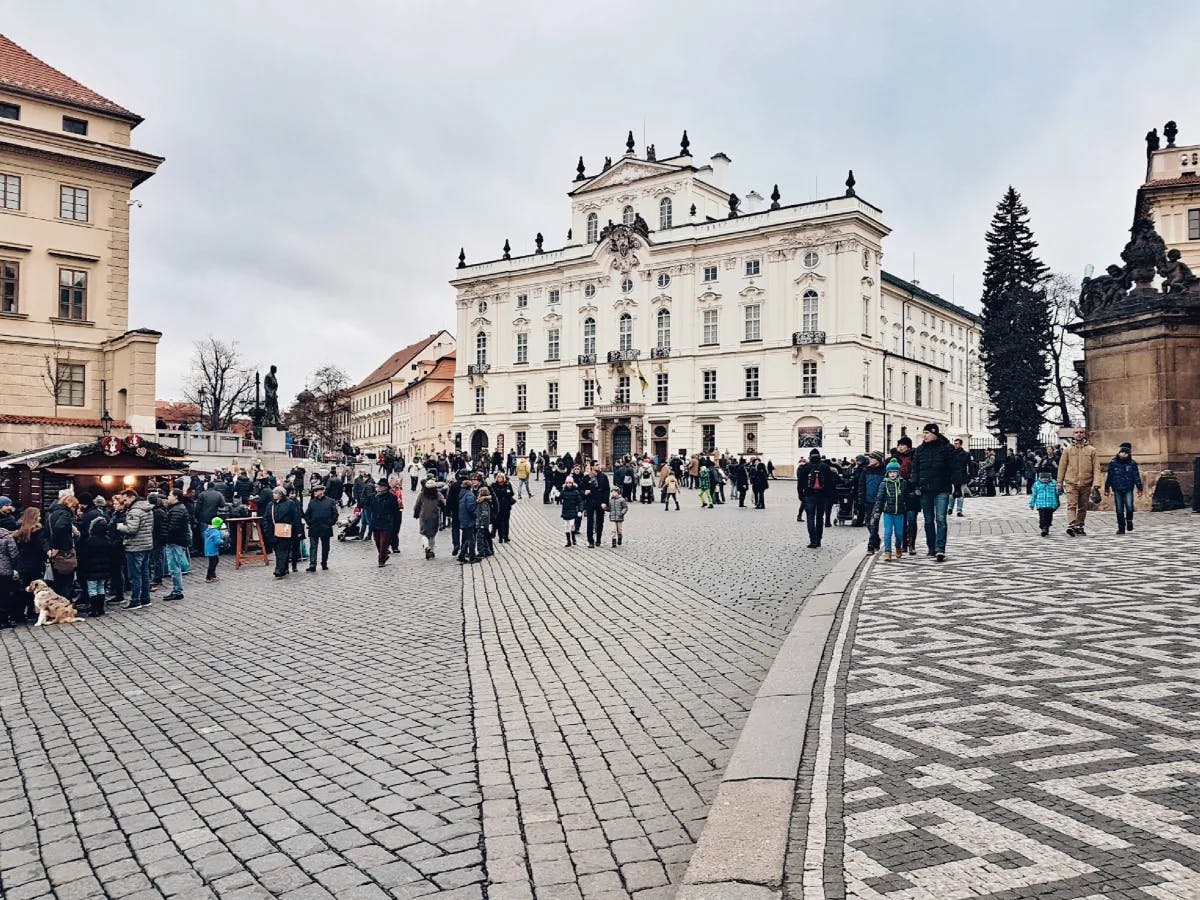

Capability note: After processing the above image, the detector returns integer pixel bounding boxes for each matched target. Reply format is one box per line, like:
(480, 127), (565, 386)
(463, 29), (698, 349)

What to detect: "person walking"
(698, 464), (714, 509)
(560, 477), (582, 546)
(733, 460), (749, 508)
(857, 451), (886, 554)
(951, 438), (974, 517)
(369, 478), (401, 567)
(1104, 442), (1144, 534)
(911, 423), (955, 562)
(194, 481), (224, 555)
(475, 487), (493, 558)
(203, 517), (223, 582)
(608, 487), (628, 547)
(515, 456), (532, 499)
(750, 458), (769, 509)
(638, 463), (655, 504)
(1030, 462), (1060, 537)
(162, 490), (190, 601)
(407, 459), (424, 492)
(116, 489), (154, 609)
(796, 449), (834, 549)
(875, 458), (907, 561)
(388, 475), (405, 554)
(662, 471), (681, 510)
(582, 464), (610, 548)
(413, 480), (445, 559)
(457, 478), (479, 564)
(304, 482), (338, 571)
(269, 486), (300, 577)
(326, 469), (344, 508)
(890, 438), (919, 555)
(1056, 427), (1103, 537)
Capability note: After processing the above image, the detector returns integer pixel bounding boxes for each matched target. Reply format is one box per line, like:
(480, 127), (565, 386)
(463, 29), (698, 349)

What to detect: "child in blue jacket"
(1029, 463), (1060, 537)
(1103, 442), (1143, 534)
(874, 459), (907, 561)
(204, 516), (224, 582)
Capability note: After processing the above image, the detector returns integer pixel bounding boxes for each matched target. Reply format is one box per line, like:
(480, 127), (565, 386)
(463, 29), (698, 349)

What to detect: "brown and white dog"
(27, 579), (81, 627)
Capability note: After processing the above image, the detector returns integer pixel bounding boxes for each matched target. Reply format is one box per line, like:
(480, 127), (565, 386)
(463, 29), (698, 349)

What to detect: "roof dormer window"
(62, 116), (87, 135)
(622, 205), (635, 226)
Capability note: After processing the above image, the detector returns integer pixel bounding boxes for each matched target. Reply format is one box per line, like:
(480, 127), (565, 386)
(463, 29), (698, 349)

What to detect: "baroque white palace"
(451, 132), (988, 473)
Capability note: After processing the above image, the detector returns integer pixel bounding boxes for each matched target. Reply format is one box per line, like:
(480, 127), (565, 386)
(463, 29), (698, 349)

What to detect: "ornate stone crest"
(598, 222), (644, 274)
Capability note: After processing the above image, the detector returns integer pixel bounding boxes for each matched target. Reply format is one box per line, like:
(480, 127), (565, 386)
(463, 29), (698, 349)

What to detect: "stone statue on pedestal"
(1159, 248), (1198, 294)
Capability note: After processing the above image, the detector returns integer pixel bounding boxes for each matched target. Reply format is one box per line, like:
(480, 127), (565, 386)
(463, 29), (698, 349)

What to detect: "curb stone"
(678, 544), (866, 897)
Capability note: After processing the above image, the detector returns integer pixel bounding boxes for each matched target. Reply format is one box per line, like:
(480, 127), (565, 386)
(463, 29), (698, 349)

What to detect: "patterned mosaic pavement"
(787, 512), (1200, 899)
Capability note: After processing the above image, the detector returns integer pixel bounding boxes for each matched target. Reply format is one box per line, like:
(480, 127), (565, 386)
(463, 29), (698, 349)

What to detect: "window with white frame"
(517, 293), (528, 308)
(0, 174), (19, 210)
(863, 360), (871, 395)
(620, 276), (633, 293)
(656, 308), (670, 348)
(702, 308), (719, 345)
(547, 328), (560, 360)
(940, 381), (946, 410)
(744, 303), (761, 341)
(548, 381), (559, 410)
(702, 369), (717, 401)
(886, 367), (894, 400)
(744, 366), (760, 399)
(915, 377), (923, 407)
(802, 361), (818, 396)
(586, 212), (598, 242)
(618, 313), (633, 351)
(475, 331), (488, 367)
(701, 424), (716, 453)
(548, 289), (560, 304)
(655, 372), (668, 403)
(516, 431), (526, 455)
(583, 378), (595, 408)
(585, 283), (596, 298)
(802, 290), (819, 331)
(583, 318), (596, 355)
(617, 375), (630, 403)
(902, 371), (909, 402)
(56, 362), (85, 407)
(863, 297), (871, 335)
(657, 272), (670, 289)
(659, 197), (672, 229)
(804, 250), (819, 268)
(1, 259), (17, 313)
(745, 258), (761, 276)
(703, 265), (718, 282)
(59, 186), (88, 222)
(547, 429), (558, 453)
(622, 205), (635, 226)
(58, 268), (87, 320)
(474, 386), (485, 414)
(516, 383), (527, 412)
(515, 332), (528, 364)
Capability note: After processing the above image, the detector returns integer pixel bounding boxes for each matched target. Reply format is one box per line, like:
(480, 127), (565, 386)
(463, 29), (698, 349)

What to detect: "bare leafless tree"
(1042, 272), (1084, 428)
(285, 365), (351, 450)
(41, 328), (70, 417)
(182, 337), (255, 431)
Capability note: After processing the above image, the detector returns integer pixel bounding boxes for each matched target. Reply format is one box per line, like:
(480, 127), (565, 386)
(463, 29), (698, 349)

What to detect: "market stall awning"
(44, 463), (185, 476)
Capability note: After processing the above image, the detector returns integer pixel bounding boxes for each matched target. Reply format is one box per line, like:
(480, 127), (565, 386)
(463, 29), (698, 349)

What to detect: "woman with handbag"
(46, 494), (80, 600)
(269, 487), (300, 578)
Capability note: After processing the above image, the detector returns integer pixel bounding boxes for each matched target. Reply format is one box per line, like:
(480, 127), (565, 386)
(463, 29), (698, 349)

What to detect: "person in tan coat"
(1056, 427), (1103, 536)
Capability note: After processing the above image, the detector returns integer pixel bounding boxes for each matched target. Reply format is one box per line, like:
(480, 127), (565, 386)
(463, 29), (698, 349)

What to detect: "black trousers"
(586, 506), (605, 544)
(206, 556), (219, 579)
(543, 480), (554, 504)
(494, 512), (510, 543)
(109, 548), (125, 599)
(274, 542), (293, 576)
(309, 535), (331, 566)
(752, 488), (765, 508)
(1038, 508), (1054, 531)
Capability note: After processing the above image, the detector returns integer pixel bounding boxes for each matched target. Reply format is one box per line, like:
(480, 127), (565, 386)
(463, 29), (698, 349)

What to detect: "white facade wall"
(450, 150), (987, 473)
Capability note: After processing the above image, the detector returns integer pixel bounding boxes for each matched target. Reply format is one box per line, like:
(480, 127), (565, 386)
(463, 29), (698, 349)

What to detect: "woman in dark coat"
(412, 481), (445, 559)
(560, 477), (582, 547)
(368, 479), (400, 567)
(269, 487), (300, 578)
(78, 516), (113, 617)
(45, 495), (79, 598)
(491, 474), (515, 544)
(12, 508), (49, 622)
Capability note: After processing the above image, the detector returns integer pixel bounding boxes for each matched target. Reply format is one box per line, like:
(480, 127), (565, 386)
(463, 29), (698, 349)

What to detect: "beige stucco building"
(391, 353), (455, 459)
(0, 34), (164, 453)
(349, 330), (454, 453)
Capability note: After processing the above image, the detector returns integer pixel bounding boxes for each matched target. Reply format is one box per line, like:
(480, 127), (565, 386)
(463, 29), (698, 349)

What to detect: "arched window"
(622, 205), (635, 226)
(475, 331), (488, 367)
(802, 290), (819, 331)
(586, 212), (598, 243)
(583, 317), (596, 355)
(659, 197), (672, 230)
(656, 308), (671, 349)
(619, 313), (633, 351)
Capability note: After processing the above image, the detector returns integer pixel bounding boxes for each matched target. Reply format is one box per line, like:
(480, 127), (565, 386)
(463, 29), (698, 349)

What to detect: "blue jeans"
(919, 491), (950, 555)
(1113, 489), (1135, 527)
(359, 505), (372, 538)
(882, 512), (904, 552)
(126, 549), (151, 605)
(165, 544), (188, 595)
(86, 579), (106, 598)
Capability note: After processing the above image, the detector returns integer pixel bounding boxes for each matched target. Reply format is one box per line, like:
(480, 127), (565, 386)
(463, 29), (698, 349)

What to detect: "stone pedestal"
(1072, 293), (1200, 506)
(260, 426), (288, 454)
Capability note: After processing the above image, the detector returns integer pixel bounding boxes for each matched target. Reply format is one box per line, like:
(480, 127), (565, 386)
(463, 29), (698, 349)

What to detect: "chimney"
(745, 190), (764, 214)
(708, 153), (731, 189)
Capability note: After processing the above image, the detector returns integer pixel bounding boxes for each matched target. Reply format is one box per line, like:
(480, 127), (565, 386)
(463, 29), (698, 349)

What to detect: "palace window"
(656, 308), (671, 348)
(583, 378), (595, 408)
(516, 384), (527, 412)
(587, 212), (598, 243)
(1, 260), (17, 313)
(63, 116), (88, 135)
(517, 293), (528, 308)
(1190, 209), (1200, 241)
(1, 174), (19, 210)
(515, 332), (528, 364)
(802, 290), (819, 331)
(623, 205), (635, 226)
(863, 360), (871, 395)
(745, 258), (761, 276)
(0, 102), (18, 120)
(548, 289), (560, 304)
(583, 318), (596, 355)
(902, 371), (909, 402)
(864, 421), (872, 453)
(702, 308), (719, 345)
(863, 297), (871, 335)
(475, 331), (488, 367)
(547, 328), (560, 360)
(656, 372), (669, 403)
(619, 313), (633, 351)
(617, 375), (630, 403)
(547, 429), (558, 453)
(585, 283), (596, 298)
(516, 431), (526, 455)
(703, 265), (718, 282)
(702, 369), (717, 401)
(701, 424), (716, 453)
(58, 268), (87, 320)
(60, 186), (88, 222)
(56, 363), (85, 407)
(659, 197), (672, 229)
(744, 304), (761, 341)
(474, 386), (485, 414)
(744, 366), (760, 399)
(804, 250), (819, 268)
(621, 276), (633, 293)
(915, 377), (923, 407)
(548, 381), (559, 410)
(802, 361), (818, 396)
(886, 366), (894, 400)
(657, 272), (670, 289)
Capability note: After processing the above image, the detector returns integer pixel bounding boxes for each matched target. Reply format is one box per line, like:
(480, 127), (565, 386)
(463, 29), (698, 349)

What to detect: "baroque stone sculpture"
(263, 365), (280, 426)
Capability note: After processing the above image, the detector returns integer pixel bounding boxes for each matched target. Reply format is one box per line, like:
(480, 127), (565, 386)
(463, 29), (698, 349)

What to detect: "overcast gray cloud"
(3, 0), (1193, 399)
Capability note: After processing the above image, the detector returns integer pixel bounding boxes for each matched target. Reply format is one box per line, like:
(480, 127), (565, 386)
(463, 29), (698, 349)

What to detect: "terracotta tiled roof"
(355, 332), (447, 390)
(427, 356), (457, 381)
(0, 33), (138, 120)
(0, 414), (129, 428)
(429, 386), (454, 403)
(1144, 175), (1200, 188)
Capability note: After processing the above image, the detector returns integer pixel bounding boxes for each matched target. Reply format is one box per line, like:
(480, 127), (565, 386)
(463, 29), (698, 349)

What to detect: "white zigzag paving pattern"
(839, 521), (1200, 900)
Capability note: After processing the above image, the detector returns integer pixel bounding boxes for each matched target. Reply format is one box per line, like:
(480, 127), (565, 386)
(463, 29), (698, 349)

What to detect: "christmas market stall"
(0, 435), (189, 512)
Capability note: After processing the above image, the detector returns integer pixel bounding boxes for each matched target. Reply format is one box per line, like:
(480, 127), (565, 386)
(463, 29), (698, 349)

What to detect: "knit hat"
(1119, 442), (1132, 452)
(210, 517), (224, 528)
(0, 496), (10, 508)
(886, 459), (901, 472)
(869, 450), (885, 462)
(425, 479), (437, 488)
(94, 496), (107, 508)
(923, 423), (940, 436)
(809, 448), (821, 458)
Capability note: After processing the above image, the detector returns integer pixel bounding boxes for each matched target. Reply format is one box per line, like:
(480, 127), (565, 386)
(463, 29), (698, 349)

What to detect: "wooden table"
(226, 516), (269, 568)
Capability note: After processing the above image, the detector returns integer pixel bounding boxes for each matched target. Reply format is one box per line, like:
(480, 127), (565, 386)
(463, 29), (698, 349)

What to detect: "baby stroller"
(833, 481), (855, 525)
(336, 508), (363, 542)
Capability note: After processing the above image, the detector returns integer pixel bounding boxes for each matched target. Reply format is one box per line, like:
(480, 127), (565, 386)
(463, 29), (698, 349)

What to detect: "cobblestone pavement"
(0, 517), (481, 900)
(784, 498), (1200, 899)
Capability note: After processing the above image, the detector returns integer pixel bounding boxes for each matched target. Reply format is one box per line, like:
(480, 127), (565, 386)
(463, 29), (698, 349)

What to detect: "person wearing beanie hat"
(203, 516), (224, 582)
(912, 420), (955, 561)
(796, 449), (835, 549)
(1029, 461), (1061, 537)
(857, 451), (886, 554)
(1104, 441), (1143, 534)
(875, 457), (907, 560)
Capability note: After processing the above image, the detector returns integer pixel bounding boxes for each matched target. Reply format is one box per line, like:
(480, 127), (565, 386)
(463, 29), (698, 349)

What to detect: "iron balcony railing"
(468, 363), (491, 374)
(792, 331), (826, 346)
(606, 349), (641, 363)
(577, 353), (597, 365)
(650, 346), (671, 359)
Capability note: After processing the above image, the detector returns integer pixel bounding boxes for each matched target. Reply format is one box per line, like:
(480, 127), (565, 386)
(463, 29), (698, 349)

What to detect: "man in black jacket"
(269, 487), (300, 577)
(796, 449), (835, 548)
(303, 483), (339, 571)
(163, 490), (191, 601)
(581, 464), (610, 548)
(911, 423), (956, 561)
(195, 482), (224, 553)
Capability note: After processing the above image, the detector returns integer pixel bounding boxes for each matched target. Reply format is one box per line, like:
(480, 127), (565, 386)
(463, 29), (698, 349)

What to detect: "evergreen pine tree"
(979, 187), (1052, 451)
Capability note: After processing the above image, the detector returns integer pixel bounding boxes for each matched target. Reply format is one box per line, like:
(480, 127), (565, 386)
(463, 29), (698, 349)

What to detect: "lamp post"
(198, 387), (208, 431)
(100, 379), (113, 435)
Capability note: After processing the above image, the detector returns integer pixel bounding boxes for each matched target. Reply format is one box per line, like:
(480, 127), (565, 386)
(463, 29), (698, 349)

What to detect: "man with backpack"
(796, 449), (835, 549)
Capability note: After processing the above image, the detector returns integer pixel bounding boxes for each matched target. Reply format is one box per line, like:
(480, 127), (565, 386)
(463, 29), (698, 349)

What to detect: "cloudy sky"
(4, 0), (1190, 400)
